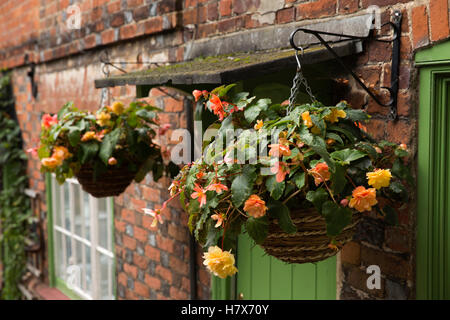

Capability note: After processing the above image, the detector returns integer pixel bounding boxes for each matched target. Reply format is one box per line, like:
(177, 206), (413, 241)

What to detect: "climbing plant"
(0, 71), (31, 300)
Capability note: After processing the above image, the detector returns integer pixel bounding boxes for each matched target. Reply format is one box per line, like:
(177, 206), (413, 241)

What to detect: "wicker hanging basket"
(261, 207), (361, 264)
(75, 164), (138, 198)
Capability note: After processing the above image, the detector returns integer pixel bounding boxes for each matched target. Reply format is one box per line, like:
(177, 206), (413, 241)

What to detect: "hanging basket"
(261, 207), (361, 264)
(75, 164), (138, 198)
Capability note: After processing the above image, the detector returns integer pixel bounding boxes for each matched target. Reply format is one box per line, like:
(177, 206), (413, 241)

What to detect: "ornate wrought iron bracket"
(290, 11), (402, 120)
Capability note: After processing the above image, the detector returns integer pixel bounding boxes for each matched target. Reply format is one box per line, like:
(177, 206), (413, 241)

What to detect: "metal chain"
(288, 68), (317, 113)
(288, 50), (317, 113)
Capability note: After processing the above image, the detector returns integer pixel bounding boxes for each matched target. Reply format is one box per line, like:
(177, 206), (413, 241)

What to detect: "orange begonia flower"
(270, 161), (290, 183)
(349, 186), (378, 213)
(309, 162), (331, 186)
(191, 184), (207, 207)
(268, 144), (291, 157)
(206, 183), (228, 194)
(243, 194), (268, 218)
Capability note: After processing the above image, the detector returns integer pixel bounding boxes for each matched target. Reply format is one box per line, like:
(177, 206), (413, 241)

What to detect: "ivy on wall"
(0, 71), (31, 300)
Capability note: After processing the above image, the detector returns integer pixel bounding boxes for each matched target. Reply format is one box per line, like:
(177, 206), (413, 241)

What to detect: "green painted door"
(416, 41), (450, 299)
(235, 234), (336, 300)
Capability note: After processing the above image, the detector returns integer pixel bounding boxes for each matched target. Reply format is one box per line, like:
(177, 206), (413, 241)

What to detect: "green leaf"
(243, 98), (271, 123)
(326, 132), (344, 145)
(331, 148), (366, 164)
(265, 175), (285, 200)
(321, 201), (352, 236)
(231, 165), (257, 207)
(395, 148), (409, 157)
(306, 189), (329, 212)
(268, 199), (297, 234)
(292, 171), (306, 190)
(331, 163), (346, 195)
(68, 129), (81, 147)
(80, 142), (99, 164)
(99, 128), (121, 165)
(345, 109), (370, 122)
(245, 216), (269, 244)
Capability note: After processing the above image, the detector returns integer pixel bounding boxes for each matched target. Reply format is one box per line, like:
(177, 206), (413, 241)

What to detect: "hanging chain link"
(288, 50), (317, 113)
(100, 51), (111, 107)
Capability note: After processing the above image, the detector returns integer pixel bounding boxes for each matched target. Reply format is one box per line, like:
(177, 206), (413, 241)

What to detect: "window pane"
(65, 234), (73, 282)
(63, 183), (71, 231)
(54, 230), (63, 279)
(97, 198), (108, 250)
(74, 185), (83, 237)
(84, 244), (92, 295)
(99, 254), (114, 300)
(83, 193), (91, 241)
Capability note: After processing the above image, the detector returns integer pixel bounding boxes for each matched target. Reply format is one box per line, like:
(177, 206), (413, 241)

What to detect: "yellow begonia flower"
(203, 246), (238, 279)
(111, 101), (125, 115)
(325, 109), (347, 123)
(96, 111), (111, 126)
(367, 169), (392, 189)
(301, 111), (313, 128)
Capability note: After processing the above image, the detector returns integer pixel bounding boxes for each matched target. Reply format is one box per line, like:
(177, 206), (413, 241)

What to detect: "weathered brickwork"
(2, 0), (450, 300)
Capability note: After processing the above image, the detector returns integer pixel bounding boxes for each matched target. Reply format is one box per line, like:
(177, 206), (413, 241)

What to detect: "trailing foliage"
(167, 84), (413, 279)
(0, 72), (31, 299)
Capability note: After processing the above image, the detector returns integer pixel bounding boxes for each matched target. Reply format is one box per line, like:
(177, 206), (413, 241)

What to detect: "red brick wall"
(3, 0), (450, 300)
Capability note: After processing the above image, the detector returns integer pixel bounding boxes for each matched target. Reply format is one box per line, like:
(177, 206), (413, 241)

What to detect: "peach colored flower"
(108, 157), (117, 165)
(375, 146), (382, 154)
(143, 208), (163, 227)
(270, 161), (290, 183)
(309, 162), (331, 186)
(41, 157), (61, 169)
(268, 144), (291, 157)
(340, 198), (349, 207)
(209, 94), (226, 121)
(191, 184), (207, 207)
(42, 114), (58, 129)
(349, 186), (378, 213)
(211, 214), (225, 228)
(399, 143), (407, 150)
(254, 120), (263, 130)
(203, 246), (238, 279)
(52, 146), (71, 161)
(367, 169), (392, 190)
(243, 194), (268, 218)
(193, 90), (203, 102)
(206, 183), (228, 194)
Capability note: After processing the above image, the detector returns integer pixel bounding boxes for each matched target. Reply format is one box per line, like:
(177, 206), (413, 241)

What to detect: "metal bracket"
(290, 10), (402, 120)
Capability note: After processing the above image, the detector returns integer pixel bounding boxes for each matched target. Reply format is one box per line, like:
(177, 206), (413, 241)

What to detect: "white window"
(51, 176), (115, 300)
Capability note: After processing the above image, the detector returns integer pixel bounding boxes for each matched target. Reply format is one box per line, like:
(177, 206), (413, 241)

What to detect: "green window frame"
(416, 40), (450, 299)
(46, 173), (116, 300)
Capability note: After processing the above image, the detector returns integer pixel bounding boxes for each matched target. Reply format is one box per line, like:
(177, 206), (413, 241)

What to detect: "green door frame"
(416, 40), (450, 299)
